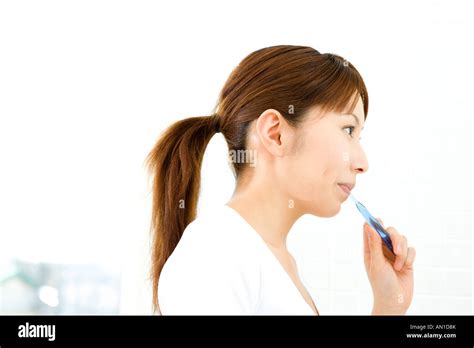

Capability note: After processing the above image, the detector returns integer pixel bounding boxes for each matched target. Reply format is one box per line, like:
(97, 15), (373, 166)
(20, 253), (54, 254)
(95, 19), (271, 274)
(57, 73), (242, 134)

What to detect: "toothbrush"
(350, 193), (396, 263)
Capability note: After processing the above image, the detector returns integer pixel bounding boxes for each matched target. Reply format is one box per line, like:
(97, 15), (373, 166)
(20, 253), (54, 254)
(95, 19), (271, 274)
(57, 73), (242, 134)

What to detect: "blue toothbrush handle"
(366, 215), (395, 255)
(354, 200), (396, 259)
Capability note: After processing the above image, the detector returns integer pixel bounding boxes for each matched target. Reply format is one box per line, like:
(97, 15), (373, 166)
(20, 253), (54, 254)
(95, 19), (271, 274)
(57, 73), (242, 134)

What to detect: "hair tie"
(211, 114), (221, 133)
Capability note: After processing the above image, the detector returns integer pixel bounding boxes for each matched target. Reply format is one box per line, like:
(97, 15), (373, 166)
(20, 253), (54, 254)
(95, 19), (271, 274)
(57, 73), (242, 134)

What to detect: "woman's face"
(277, 96), (369, 217)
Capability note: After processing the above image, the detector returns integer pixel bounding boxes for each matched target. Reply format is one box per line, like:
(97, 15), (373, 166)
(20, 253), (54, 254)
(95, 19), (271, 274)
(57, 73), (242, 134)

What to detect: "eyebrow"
(342, 113), (364, 130)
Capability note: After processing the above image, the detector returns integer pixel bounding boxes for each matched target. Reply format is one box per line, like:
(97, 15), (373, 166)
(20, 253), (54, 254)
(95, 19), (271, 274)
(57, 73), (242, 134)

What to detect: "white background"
(0, 0), (472, 314)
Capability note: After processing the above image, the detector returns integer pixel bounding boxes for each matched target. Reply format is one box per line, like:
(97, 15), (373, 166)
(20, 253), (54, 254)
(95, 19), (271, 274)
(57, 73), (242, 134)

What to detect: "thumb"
(365, 219), (386, 265)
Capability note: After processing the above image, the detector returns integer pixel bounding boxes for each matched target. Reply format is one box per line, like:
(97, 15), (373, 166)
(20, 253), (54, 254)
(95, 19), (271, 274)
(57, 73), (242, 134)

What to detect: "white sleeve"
(158, 246), (261, 315)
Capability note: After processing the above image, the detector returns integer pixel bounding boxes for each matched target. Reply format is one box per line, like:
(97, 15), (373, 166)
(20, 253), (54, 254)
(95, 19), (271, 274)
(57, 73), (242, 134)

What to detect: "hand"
(363, 218), (416, 315)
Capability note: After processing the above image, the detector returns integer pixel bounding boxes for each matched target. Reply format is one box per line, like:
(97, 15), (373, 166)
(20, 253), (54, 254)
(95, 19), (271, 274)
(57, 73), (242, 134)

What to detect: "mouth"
(337, 183), (355, 196)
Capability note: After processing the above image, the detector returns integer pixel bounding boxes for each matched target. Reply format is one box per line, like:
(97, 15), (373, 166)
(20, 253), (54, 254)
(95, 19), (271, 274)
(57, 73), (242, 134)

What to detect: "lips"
(338, 183), (355, 195)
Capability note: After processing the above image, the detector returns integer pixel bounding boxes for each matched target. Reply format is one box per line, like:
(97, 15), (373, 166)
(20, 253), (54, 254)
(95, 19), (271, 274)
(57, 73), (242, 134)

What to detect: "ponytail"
(146, 114), (220, 314)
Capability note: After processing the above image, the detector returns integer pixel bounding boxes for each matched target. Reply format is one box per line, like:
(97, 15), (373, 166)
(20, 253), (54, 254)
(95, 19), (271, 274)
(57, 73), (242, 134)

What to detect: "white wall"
(0, 0), (471, 314)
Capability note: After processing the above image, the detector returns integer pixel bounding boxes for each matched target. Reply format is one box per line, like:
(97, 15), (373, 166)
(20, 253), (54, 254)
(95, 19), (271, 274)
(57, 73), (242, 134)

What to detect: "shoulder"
(158, 205), (262, 314)
(166, 206), (260, 263)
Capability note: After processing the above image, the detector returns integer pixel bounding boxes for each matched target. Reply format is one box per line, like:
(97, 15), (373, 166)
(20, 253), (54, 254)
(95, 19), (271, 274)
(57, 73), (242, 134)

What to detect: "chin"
(311, 201), (341, 218)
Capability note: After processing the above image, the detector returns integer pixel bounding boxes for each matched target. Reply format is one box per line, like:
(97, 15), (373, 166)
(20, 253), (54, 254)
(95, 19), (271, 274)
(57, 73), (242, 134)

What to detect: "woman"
(146, 45), (416, 315)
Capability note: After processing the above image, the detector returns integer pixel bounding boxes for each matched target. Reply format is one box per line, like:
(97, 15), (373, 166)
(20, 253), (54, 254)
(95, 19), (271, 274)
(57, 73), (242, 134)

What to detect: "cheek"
(282, 135), (342, 198)
(309, 135), (348, 181)
(293, 137), (351, 207)
(326, 140), (351, 177)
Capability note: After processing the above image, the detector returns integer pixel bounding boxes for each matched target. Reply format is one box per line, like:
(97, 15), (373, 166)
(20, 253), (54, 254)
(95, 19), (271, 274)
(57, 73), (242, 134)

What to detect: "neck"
(226, 174), (304, 250)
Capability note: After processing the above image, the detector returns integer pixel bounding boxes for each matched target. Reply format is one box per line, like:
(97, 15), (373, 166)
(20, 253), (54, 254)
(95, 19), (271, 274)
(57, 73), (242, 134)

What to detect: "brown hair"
(146, 45), (369, 313)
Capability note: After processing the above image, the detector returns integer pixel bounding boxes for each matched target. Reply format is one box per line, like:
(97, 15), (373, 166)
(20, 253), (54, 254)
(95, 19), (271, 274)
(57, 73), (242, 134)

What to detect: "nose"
(351, 145), (369, 174)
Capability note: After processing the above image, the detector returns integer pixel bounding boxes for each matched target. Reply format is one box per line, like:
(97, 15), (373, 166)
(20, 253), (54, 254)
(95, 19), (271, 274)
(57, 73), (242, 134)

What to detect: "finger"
(377, 218), (400, 253)
(375, 218), (396, 263)
(403, 247), (416, 271)
(392, 232), (408, 271)
(366, 219), (385, 265)
(382, 241), (396, 264)
(379, 223), (405, 259)
(363, 223), (371, 265)
(384, 226), (405, 270)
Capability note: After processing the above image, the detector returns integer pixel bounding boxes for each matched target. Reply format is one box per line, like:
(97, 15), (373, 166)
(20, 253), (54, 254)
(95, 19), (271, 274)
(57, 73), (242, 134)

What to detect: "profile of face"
(250, 95), (368, 217)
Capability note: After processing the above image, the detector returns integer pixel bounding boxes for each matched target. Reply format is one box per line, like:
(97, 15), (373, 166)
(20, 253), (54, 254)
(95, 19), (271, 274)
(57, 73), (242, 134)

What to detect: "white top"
(158, 204), (317, 315)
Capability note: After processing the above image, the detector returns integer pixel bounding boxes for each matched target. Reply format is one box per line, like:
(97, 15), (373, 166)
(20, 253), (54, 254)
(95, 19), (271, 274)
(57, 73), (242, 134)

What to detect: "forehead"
(302, 98), (365, 127)
(339, 95), (364, 121)
(349, 96), (365, 122)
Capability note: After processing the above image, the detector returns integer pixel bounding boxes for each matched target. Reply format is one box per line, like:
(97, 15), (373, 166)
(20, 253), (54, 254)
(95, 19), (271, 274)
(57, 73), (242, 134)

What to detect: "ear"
(255, 109), (288, 157)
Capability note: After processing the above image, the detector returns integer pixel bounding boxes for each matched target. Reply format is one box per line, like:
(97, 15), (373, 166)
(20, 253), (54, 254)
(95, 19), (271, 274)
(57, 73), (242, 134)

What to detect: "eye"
(343, 126), (355, 137)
